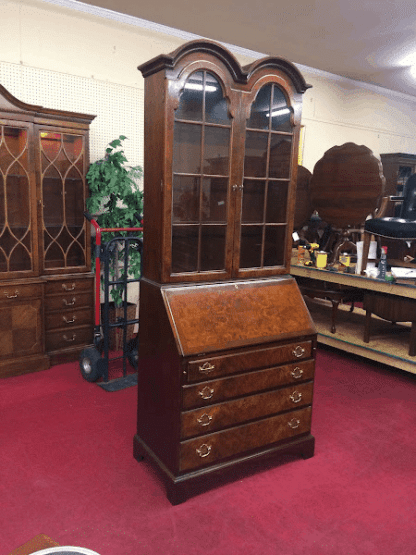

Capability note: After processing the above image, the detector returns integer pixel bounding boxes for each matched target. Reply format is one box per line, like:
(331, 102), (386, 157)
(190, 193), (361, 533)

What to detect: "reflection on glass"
(173, 176), (200, 223)
(44, 240), (65, 269)
(172, 225), (199, 273)
(41, 133), (62, 162)
(240, 226), (263, 268)
(244, 132), (268, 177)
(247, 84), (272, 130)
(200, 225), (226, 270)
(65, 167), (84, 227)
(176, 71), (204, 122)
(203, 126), (230, 175)
(201, 178), (228, 222)
(205, 73), (229, 124)
(63, 134), (83, 161)
(264, 226), (286, 266)
(43, 170), (64, 229)
(7, 170), (30, 239)
(67, 241), (84, 267)
(269, 135), (292, 178)
(173, 123), (202, 174)
(9, 243), (31, 271)
(242, 180), (265, 223)
(266, 181), (288, 223)
(270, 87), (292, 132)
(0, 174), (4, 230)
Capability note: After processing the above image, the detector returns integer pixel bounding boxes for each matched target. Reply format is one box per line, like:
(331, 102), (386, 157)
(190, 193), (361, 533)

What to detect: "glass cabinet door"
(238, 83), (294, 273)
(0, 124), (36, 276)
(171, 71), (231, 276)
(40, 131), (88, 271)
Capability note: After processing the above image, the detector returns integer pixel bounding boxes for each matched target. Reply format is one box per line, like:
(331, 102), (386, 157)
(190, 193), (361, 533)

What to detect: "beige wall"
(1, 0), (416, 174)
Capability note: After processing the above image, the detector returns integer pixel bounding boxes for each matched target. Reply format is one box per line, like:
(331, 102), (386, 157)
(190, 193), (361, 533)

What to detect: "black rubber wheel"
(79, 347), (103, 382)
(126, 337), (138, 370)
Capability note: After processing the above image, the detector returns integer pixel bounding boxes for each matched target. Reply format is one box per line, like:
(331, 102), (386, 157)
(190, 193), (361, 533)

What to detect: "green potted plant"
(86, 135), (143, 350)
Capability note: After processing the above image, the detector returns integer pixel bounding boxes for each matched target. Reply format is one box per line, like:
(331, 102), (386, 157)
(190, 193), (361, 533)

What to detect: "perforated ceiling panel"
(0, 62), (144, 169)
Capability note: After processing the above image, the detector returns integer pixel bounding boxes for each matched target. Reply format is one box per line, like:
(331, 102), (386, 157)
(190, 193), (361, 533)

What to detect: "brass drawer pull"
(291, 366), (304, 379)
(292, 345), (305, 358)
(197, 413), (213, 427)
(63, 333), (77, 342)
(5, 290), (19, 298)
(288, 418), (300, 429)
(62, 282), (76, 291)
(290, 391), (302, 404)
(196, 444), (212, 458)
(199, 362), (215, 375)
(63, 297), (76, 306)
(198, 386), (214, 400)
(63, 315), (76, 324)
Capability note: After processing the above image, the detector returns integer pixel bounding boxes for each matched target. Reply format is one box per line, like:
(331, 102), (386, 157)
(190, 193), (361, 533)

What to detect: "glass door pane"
(239, 83), (293, 271)
(0, 125), (34, 274)
(172, 71), (231, 275)
(41, 132), (87, 270)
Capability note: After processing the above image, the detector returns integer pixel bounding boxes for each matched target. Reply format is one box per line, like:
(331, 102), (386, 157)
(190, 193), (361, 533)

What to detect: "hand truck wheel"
(79, 347), (103, 382)
(126, 337), (138, 370)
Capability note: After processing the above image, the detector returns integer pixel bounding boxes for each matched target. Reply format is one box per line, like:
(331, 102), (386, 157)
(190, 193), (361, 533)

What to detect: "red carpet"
(1, 348), (415, 554)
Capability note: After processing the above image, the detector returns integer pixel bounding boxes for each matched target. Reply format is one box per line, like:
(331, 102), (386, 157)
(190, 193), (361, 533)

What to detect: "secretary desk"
(133, 40), (316, 504)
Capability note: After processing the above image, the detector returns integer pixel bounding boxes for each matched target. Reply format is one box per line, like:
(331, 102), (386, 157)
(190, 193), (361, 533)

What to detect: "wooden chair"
(360, 173), (416, 274)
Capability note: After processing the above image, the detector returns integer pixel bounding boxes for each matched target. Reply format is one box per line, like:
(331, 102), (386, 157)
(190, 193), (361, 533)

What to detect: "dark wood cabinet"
(134, 40), (316, 503)
(380, 153), (416, 216)
(0, 84), (95, 376)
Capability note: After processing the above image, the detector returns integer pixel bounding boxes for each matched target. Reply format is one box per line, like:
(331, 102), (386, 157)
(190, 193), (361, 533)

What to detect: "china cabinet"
(134, 40), (316, 503)
(380, 153), (416, 216)
(0, 84), (95, 377)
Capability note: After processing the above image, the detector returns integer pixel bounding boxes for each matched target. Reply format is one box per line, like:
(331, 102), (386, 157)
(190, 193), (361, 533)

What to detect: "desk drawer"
(45, 307), (93, 331)
(45, 291), (93, 312)
(45, 277), (93, 296)
(186, 340), (313, 382)
(182, 359), (314, 409)
(179, 406), (312, 472)
(0, 283), (42, 303)
(181, 382), (313, 439)
(46, 325), (92, 352)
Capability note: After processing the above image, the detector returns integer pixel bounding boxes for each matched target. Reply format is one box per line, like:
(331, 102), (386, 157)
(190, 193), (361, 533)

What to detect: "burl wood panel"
(182, 359), (315, 409)
(163, 276), (315, 356)
(179, 406), (312, 471)
(181, 382), (314, 438)
(310, 142), (385, 228)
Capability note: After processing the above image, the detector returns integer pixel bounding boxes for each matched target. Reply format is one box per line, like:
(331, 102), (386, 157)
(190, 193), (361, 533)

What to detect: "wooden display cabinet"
(0, 85), (95, 376)
(134, 40), (316, 503)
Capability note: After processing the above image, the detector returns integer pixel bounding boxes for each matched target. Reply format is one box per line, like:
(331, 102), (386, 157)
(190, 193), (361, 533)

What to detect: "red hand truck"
(79, 212), (143, 387)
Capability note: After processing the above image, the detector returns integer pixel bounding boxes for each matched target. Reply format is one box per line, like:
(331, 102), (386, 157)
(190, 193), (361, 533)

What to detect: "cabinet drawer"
(186, 340), (313, 382)
(0, 283), (42, 303)
(182, 359), (314, 409)
(45, 291), (93, 312)
(46, 325), (93, 352)
(179, 406), (312, 472)
(45, 307), (94, 331)
(45, 277), (93, 296)
(181, 382), (313, 439)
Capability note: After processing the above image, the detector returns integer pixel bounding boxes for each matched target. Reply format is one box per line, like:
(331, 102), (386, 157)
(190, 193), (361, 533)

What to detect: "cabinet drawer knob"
(63, 315), (76, 324)
(290, 391), (302, 403)
(288, 418), (300, 429)
(5, 290), (19, 298)
(198, 386), (214, 400)
(63, 333), (77, 342)
(199, 362), (215, 375)
(292, 345), (305, 358)
(62, 282), (76, 291)
(196, 444), (212, 458)
(291, 366), (304, 379)
(197, 413), (213, 427)
(63, 297), (76, 306)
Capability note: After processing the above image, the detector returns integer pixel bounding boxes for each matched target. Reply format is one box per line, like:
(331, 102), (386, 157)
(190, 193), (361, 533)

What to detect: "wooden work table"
(291, 262), (416, 375)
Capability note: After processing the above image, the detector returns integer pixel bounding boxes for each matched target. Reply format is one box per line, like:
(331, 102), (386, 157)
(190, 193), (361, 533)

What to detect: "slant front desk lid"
(162, 276), (316, 357)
